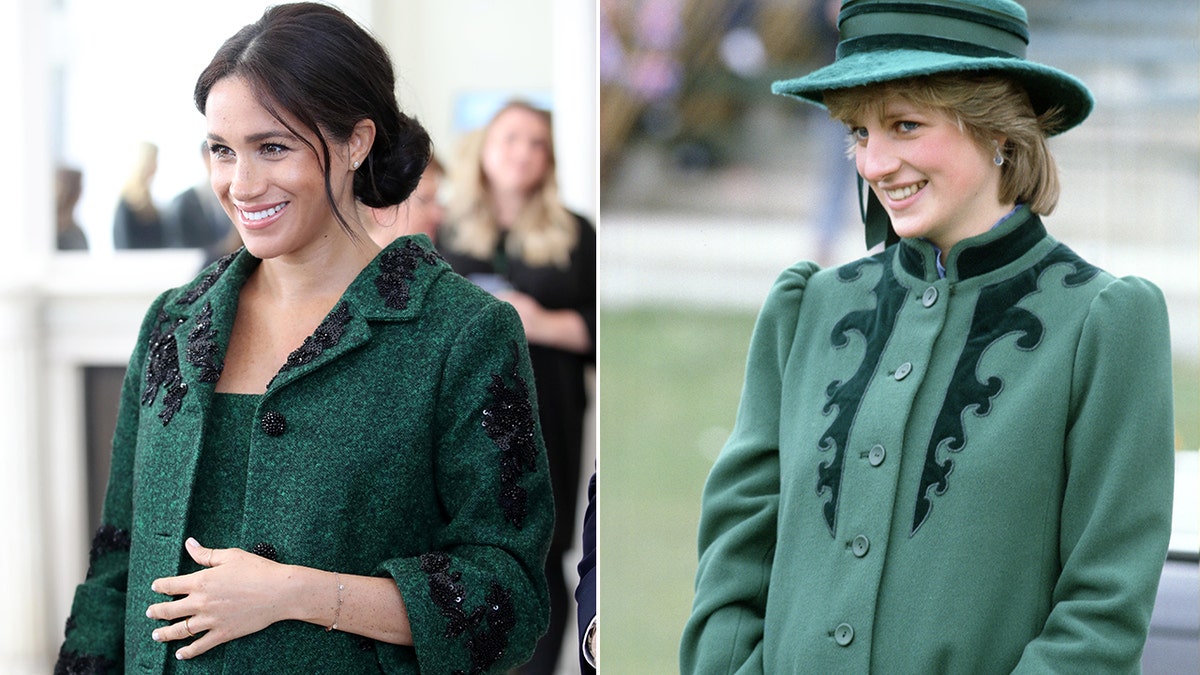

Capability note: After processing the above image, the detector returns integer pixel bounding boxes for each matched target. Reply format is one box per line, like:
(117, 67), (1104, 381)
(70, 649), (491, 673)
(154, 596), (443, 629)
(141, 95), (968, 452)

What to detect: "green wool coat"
(57, 235), (553, 674)
(680, 207), (1175, 674)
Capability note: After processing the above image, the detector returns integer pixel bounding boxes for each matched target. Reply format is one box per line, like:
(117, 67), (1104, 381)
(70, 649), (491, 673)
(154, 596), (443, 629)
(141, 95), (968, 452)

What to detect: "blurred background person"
(112, 140), (167, 249)
(438, 100), (596, 675)
(163, 140), (234, 250)
(55, 166), (89, 251)
(362, 154), (445, 247)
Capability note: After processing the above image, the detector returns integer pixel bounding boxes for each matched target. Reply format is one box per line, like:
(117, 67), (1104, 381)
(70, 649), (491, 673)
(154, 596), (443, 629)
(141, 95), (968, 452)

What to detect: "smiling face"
(480, 105), (553, 198)
(848, 97), (1012, 252)
(204, 76), (360, 261)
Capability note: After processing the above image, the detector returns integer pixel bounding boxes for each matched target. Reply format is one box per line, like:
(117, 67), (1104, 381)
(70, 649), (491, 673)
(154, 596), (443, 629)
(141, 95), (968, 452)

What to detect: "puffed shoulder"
(750, 261), (822, 370)
(1080, 275), (1171, 349)
(759, 261), (821, 315)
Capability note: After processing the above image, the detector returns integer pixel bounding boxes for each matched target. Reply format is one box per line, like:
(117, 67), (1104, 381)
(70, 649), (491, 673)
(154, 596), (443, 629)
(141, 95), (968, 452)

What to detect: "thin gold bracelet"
(327, 572), (345, 632)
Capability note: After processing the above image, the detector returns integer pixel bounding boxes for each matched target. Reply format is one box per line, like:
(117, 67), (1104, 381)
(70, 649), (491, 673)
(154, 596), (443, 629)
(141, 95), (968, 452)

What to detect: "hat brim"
(771, 50), (1093, 135)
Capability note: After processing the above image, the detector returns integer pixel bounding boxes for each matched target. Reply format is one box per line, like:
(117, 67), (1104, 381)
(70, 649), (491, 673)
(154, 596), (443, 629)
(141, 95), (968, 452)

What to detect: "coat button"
(894, 362), (912, 380)
(922, 286), (939, 307)
(852, 535), (870, 558)
(834, 623), (855, 646)
(249, 542), (278, 561)
(868, 444), (886, 466)
(261, 411), (287, 436)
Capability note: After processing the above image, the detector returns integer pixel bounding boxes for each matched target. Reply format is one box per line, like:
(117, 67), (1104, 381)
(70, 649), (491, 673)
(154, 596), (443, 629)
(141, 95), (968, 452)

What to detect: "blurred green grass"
(598, 306), (1198, 672)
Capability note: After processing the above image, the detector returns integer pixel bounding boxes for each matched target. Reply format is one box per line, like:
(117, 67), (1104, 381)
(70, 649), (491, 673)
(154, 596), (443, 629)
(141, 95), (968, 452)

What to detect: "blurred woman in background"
(439, 100), (596, 674)
(113, 140), (167, 249)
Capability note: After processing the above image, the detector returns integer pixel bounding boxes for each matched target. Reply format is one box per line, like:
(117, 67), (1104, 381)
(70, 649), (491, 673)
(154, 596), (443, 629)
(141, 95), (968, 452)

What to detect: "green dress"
(164, 392), (258, 671)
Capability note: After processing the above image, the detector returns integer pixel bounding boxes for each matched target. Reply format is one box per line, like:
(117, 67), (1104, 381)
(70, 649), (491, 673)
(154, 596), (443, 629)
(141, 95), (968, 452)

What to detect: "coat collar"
(157, 234), (450, 401)
(896, 205), (1048, 282)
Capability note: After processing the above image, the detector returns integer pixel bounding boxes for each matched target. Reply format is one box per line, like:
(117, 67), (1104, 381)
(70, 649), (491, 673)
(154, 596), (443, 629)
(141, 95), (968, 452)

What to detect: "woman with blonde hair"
(113, 140), (167, 249)
(439, 100), (596, 674)
(681, 0), (1174, 672)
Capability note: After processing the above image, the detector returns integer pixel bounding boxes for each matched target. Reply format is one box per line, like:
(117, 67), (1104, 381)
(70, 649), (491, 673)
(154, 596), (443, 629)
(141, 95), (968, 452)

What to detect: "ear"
(348, 119), (377, 170)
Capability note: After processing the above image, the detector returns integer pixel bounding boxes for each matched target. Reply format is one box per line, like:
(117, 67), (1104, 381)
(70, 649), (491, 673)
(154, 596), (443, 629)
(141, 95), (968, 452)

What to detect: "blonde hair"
(443, 101), (577, 268)
(823, 73), (1066, 215)
(119, 141), (160, 221)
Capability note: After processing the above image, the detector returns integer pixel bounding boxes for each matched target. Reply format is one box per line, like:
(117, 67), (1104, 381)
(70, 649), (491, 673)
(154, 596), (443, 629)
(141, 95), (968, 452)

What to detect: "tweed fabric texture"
(57, 235), (552, 674)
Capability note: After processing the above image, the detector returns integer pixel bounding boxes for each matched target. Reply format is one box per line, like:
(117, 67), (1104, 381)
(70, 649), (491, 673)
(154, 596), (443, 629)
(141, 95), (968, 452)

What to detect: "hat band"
(838, 33), (1020, 61)
(839, 6), (1028, 60)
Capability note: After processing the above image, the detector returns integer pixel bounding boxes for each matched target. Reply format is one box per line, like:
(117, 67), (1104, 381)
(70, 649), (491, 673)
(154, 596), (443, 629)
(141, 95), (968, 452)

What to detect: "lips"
(238, 202), (289, 227)
(884, 181), (927, 201)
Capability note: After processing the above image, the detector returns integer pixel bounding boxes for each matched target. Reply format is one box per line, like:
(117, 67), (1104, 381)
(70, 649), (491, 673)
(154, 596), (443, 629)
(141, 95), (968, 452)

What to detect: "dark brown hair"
(194, 2), (431, 235)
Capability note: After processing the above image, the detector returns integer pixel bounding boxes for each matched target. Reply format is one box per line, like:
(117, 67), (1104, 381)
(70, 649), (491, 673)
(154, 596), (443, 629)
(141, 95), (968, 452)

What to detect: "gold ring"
(184, 617), (196, 637)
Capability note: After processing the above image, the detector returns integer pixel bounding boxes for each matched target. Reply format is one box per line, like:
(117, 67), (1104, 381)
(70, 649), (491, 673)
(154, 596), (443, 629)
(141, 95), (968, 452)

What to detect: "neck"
(490, 190), (528, 230)
(252, 234), (380, 307)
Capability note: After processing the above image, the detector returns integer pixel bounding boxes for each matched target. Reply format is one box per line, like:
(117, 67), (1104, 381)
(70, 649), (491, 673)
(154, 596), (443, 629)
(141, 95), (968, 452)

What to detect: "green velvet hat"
(772, 0), (1094, 247)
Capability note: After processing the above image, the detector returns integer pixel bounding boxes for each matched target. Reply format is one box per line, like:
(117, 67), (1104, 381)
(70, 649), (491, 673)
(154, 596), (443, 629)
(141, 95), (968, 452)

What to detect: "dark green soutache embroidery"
(817, 250), (906, 536)
(911, 244), (1100, 534)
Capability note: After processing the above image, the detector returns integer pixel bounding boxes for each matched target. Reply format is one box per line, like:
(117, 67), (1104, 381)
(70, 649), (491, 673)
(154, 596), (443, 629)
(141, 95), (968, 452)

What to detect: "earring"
(993, 142), (1004, 167)
(352, 160), (361, 170)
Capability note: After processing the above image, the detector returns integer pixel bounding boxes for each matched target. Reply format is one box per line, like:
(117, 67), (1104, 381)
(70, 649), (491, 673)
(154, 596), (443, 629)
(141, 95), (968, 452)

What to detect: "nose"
(856, 137), (901, 184)
(228, 157), (265, 202)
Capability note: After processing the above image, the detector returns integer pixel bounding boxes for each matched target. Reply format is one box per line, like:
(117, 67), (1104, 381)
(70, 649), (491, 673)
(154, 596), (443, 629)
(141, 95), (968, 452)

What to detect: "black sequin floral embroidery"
(186, 302), (223, 383)
(482, 344), (539, 528)
(420, 552), (516, 675)
(142, 310), (188, 425)
(374, 240), (442, 310)
(280, 301), (351, 374)
(175, 249), (237, 306)
(86, 524), (131, 579)
(54, 649), (118, 675)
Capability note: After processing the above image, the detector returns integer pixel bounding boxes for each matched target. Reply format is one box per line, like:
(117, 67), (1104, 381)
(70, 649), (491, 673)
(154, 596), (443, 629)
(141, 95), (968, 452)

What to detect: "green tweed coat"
(56, 235), (553, 674)
(680, 207), (1175, 674)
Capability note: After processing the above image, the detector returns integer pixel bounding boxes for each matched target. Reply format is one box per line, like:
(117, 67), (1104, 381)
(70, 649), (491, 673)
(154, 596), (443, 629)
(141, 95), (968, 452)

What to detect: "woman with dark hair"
(438, 100), (596, 675)
(681, 0), (1174, 672)
(56, 4), (552, 673)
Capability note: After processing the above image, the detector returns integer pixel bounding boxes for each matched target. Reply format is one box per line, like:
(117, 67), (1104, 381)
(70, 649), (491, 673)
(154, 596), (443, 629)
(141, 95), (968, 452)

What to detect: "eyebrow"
(206, 130), (298, 144)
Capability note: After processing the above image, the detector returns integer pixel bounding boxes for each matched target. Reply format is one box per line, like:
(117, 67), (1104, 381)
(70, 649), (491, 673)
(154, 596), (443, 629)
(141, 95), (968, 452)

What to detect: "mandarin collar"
(896, 205), (1046, 282)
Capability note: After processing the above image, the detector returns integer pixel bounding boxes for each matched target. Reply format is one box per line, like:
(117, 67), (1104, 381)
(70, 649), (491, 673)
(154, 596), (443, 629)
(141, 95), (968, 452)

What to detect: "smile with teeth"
(885, 181), (927, 201)
(242, 203), (288, 221)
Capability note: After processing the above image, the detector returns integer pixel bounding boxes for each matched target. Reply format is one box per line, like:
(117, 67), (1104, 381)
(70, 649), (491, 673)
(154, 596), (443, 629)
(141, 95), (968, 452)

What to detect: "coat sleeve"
(679, 263), (818, 675)
(55, 291), (172, 674)
(1013, 276), (1175, 673)
(373, 299), (553, 674)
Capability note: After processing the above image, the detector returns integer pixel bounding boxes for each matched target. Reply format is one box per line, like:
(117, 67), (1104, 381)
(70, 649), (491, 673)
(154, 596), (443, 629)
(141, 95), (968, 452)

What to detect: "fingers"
(185, 537), (218, 567)
(151, 615), (204, 644)
(149, 615), (221, 660)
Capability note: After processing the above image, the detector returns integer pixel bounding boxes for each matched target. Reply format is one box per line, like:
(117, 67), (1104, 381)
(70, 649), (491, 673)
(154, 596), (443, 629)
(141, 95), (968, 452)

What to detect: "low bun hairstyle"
(194, 2), (431, 236)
